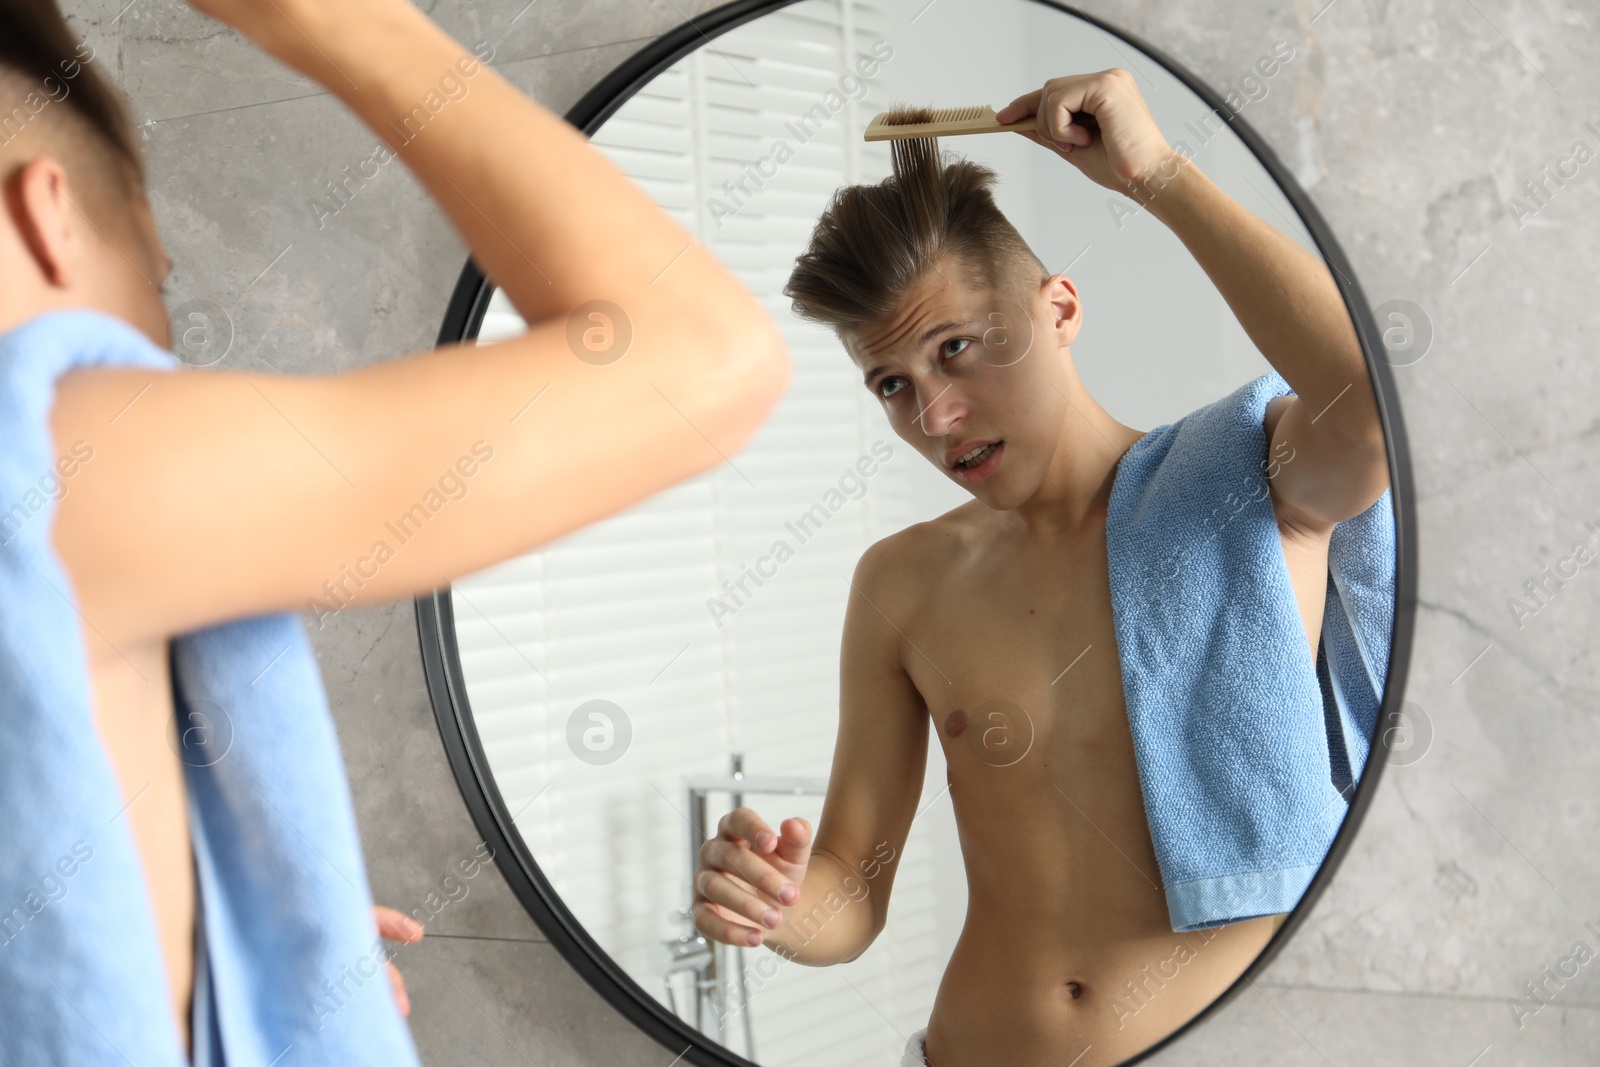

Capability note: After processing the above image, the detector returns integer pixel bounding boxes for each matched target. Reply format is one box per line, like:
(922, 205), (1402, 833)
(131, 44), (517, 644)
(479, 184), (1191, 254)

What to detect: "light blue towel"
(1106, 369), (1395, 933)
(0, 308), (422, 1066)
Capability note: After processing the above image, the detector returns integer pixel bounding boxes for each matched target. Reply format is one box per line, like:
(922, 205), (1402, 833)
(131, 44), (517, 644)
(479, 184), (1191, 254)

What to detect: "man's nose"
(911, 380), (962, 437)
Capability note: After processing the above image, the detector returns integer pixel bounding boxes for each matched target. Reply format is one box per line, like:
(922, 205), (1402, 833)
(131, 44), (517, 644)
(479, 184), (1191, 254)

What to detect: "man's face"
(847, 254), (1083, 510)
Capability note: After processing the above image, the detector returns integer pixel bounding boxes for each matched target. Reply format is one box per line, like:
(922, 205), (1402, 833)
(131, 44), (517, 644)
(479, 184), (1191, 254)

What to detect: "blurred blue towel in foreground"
(1106, 370), (1396, 933)
(0, 309), (421, 1066)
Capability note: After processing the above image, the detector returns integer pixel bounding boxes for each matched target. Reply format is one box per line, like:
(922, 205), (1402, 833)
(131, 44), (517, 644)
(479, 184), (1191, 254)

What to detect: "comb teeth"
(864, 104), (1031, 142)
(883, 105), (989, 124)
(929, 105), (987, 122)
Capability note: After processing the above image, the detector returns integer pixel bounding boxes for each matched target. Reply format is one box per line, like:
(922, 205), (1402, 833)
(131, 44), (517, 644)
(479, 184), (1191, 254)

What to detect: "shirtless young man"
(2, 0), (788, 1056)
(690, 72), (1389, 1066)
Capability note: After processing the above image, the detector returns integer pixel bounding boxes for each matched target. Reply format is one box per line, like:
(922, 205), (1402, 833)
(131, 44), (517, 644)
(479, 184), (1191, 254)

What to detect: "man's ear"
(1043, 272), (1083, 348)
(6, 155), (86, 288)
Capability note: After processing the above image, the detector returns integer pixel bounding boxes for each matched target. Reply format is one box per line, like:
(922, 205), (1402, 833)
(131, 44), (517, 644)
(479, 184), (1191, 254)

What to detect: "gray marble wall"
(70, 0), (1600, 1062)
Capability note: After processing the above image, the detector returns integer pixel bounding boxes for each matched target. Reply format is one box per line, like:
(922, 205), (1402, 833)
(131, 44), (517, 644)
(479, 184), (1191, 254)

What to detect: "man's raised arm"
(998, 70), (1388, 531)
(49, 0), (791, 651)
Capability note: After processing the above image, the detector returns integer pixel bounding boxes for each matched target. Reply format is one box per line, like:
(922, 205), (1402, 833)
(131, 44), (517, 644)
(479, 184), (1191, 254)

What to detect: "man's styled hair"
(0, 0), (146, 232)
(784, 106), (1050, 341)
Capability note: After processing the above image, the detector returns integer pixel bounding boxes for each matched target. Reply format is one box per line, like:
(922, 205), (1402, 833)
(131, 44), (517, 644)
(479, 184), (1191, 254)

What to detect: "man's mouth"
(953, 441), (1001, 470)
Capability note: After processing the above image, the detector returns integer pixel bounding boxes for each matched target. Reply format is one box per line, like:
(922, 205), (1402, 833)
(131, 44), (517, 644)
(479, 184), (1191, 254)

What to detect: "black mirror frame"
(416, 2), (1419, 1063)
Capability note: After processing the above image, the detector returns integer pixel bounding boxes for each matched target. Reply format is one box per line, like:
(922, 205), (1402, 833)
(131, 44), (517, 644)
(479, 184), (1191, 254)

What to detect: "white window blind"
(456, 3), (960, 1064)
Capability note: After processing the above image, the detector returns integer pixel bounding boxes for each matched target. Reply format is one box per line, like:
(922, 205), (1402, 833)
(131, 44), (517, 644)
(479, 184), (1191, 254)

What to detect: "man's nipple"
(944, 708), (967, 738)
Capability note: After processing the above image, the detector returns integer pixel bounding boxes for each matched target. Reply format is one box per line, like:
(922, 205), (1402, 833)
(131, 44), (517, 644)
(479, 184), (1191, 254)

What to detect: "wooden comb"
(863, 104), (1101, 143)
(863, 104), (1033, 141)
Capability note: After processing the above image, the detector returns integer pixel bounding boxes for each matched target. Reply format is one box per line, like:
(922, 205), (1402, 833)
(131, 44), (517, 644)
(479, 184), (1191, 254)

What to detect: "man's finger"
(723, 807), (775, 850)
(705, 838), (789, 906)
(387, 960), (411, 1017)
(1038, 83), (1091, 143)
(696, 864), (786, 929)
(773, 817), (813, 866)
(374, 904), (425, 943)
(1012, 128), (1072, 157)
(995, 88), (1042, 124)
(692, 899), (766, 948)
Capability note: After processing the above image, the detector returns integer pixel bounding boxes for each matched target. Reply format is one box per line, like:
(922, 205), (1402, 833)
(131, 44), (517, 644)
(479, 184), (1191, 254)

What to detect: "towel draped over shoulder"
(0, 309), (422, 1066)
(1105, 370), (1395, 933)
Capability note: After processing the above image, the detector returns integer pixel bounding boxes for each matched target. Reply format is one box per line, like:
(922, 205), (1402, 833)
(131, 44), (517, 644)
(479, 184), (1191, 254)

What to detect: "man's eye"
(942, 337), (972, 359)
(879, 377), (906, 399)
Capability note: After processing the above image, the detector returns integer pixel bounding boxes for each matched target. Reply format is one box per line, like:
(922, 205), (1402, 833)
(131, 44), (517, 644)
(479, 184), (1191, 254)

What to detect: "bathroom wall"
(73, 0), (1600, 1062)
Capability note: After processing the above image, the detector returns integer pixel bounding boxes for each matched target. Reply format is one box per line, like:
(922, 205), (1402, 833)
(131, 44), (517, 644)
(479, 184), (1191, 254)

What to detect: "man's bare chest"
(896, 530), (1128, 769)
(895, 520), (1331, 766)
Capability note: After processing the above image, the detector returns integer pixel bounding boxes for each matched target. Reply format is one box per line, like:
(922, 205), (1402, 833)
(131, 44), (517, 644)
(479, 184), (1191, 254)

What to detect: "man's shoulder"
(1166, 371), (1292, 433)
(855, 501), (983, 588)
(1115, 373), (1294, 489)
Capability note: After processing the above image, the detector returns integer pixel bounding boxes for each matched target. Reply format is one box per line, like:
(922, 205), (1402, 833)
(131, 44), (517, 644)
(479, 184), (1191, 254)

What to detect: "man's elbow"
(832, 901), (887, 965)
(1339, 417), (1391, 496)
(682, 313), (793, 453)
(1299, 423), (1391, 527)
(726, 316), (793, 410)
(1304, 390), (1389, 493)
(1331, 382), (1389, 470)
(774, 896), (880, 967)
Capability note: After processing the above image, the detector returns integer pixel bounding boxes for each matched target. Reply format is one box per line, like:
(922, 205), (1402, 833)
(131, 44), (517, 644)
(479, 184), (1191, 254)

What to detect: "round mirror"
(420, 1), (1414, 1064)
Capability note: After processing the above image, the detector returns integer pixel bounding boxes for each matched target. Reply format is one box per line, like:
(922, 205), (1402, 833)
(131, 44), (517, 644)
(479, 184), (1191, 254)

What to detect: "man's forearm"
(762, 848), (880, 966)
(1135, 156), (1382, 447)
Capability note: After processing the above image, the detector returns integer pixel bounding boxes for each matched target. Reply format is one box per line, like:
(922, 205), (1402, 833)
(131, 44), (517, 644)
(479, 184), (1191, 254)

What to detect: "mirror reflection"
(450, 2), (1394, 1064)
